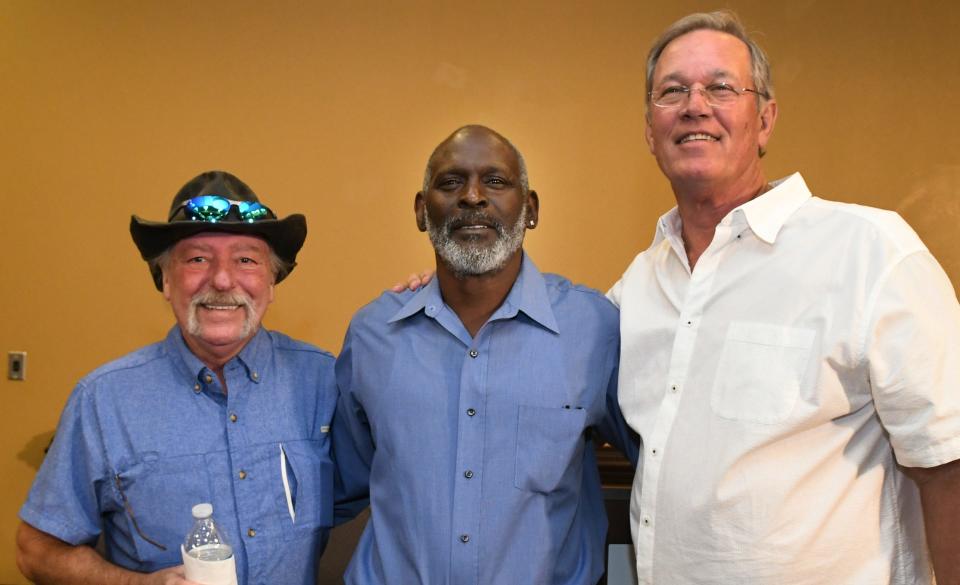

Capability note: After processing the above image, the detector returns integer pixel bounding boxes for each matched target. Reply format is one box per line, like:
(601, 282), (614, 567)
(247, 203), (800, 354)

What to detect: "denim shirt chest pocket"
(114, 452), (211, 566)
(277, 438), (334, 539)
(711, 321), (816, 424)
(514, 405), (588, 494)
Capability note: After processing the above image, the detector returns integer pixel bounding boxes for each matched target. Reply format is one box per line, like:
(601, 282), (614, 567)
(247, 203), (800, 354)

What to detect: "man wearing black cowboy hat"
(16, 171), (359, 585)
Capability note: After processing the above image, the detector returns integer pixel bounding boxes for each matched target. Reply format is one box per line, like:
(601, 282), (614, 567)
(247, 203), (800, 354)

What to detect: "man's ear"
(644, 117), (655, 153)
(161, 270), (171, 300)
(758, 98), (778, 151)
(415, 192), (427, 232)
(525, 190), (540, 229)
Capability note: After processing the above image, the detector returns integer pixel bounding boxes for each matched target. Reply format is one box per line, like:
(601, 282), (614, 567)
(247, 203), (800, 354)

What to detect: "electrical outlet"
(8, 351), (26, 381)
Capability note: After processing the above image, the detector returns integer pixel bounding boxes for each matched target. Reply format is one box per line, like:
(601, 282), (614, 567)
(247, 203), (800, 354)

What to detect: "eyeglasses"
(171, 195), (275, 223)
(650, 83), (769, 108)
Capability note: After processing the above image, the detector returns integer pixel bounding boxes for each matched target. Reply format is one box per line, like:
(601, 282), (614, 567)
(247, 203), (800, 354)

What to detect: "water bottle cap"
(191, 503), (213, 519)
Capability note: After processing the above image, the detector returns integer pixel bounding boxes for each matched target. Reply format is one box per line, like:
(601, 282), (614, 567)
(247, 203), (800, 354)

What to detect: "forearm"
(16, 522), (179, 585)
(903, 459), (960, 584)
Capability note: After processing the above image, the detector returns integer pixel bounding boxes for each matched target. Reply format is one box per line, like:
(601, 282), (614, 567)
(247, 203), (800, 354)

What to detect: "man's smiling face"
(162, 232), (274, 362)
(645, 29), (776, 191)
(416, 126), (536, 277)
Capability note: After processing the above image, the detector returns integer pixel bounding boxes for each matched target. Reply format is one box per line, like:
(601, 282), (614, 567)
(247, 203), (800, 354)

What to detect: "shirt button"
(459, 534), (470, 543)
(247, 528), (256, 537)
(251, 371), (259, 381)
(466, 408), (476, 417)
(464, 470), (474, 479)
(204, 374), (213, 384)
(670, 384), (678, 393)
(230, 413), (238, 423)
(238, 470), (247, 480)
(651, 448), (658, 456)
(193, 383), (201, 393)
(468, 349), (479, 358)
(685, 320), (693, 327)
(643, 516), (652, 527)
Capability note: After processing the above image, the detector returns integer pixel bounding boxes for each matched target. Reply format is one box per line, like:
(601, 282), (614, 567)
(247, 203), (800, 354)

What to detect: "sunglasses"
(172, 195), (275, 223)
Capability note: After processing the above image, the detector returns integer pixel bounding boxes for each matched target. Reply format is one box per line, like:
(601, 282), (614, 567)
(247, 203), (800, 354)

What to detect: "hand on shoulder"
(390, 270), (435, 293)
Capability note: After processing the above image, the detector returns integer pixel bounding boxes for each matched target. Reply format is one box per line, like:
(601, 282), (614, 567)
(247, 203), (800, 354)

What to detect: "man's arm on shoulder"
(902, 459), (960, 585)
(16, 522), (196, 585)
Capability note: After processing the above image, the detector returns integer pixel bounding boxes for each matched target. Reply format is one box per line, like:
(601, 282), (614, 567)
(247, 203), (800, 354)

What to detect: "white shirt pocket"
(710, 322), (815, 424)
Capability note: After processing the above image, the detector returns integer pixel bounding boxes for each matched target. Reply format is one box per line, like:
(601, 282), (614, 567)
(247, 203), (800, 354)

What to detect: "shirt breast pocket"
(278, 438), (333, 539)
(115, 453), (210, 566)
(711, 322), (816, 424)
(514, 405), (587, 494)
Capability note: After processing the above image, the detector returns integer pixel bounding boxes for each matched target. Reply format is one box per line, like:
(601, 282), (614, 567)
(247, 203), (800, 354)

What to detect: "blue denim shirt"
(20, 327), (339, 585)
(335, 254), (637, 585)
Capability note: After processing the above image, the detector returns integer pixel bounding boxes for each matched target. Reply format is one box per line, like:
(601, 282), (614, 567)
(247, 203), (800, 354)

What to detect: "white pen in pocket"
(279, 443), (296, 523)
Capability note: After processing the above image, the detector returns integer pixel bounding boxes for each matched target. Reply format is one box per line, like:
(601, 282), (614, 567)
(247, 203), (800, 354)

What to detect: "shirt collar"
(653, 206), (683, 248)
(652, 172), (812, 247)
(388, 253), (560, 334)
(736, 172), (811, 244)
(164, 325), (269, 387)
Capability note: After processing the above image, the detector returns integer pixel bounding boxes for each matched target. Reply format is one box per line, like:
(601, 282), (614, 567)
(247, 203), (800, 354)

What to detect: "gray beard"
(425, 206), (526, 278)
(187, 291), (257, 340)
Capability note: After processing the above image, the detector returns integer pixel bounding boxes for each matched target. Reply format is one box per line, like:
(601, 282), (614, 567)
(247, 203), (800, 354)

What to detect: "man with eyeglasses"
(610, 10), (960, 585)
(16, 171), (362, 584)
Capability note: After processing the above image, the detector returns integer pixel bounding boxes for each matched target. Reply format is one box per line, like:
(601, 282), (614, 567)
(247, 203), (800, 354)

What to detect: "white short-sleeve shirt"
(609, 173), (960, 585)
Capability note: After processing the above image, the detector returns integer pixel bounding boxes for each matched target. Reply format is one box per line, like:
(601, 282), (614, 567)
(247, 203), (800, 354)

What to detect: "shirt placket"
(635, 223), (734, 585)
(449, 329), (490, 585)
(221, 363), (260, 581)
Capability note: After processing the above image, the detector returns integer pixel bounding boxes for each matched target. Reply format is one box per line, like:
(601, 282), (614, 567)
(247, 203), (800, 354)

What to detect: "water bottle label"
(181, 544), (238, 585)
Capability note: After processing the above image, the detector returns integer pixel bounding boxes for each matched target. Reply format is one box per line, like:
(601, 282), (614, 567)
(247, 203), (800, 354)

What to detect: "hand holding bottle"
(145, 565), (203, 585)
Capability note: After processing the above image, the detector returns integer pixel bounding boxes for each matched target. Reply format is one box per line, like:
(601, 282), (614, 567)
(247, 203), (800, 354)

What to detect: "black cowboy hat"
(130, 170), (307, 291)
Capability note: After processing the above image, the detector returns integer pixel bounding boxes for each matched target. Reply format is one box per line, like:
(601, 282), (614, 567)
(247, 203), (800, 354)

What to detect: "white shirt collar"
(653, 172), (812, 247)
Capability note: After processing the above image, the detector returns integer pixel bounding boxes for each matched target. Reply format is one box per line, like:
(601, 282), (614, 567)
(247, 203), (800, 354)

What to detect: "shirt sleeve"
(592, 327), (641, 468)
(331, 329), (372, 525)
(19, 383), (109, 545)
(606, 277), (623, 308)
(866, 249), (960, 468)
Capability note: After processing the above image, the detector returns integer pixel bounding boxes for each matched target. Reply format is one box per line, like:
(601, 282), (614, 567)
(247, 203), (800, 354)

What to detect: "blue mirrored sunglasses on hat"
(172, 195), (275, 223)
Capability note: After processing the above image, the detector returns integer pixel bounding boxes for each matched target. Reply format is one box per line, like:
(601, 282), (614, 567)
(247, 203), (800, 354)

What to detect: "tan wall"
(1, 1), (958, 582)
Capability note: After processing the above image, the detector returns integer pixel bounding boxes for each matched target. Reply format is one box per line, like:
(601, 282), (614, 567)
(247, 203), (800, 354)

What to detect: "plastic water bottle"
(181, 503), (237, 585)
(184, 503), (233, 560)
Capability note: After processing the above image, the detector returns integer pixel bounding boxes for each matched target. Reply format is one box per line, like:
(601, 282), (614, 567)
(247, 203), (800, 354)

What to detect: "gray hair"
(422, 125), (530, 195)
(149, 244), (289, 285)
(645, 11), (775, 107)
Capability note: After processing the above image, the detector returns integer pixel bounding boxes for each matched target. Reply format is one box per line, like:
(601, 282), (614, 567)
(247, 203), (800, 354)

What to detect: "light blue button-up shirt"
(21, 327), (340, 585)
(335, 254), (637, 585)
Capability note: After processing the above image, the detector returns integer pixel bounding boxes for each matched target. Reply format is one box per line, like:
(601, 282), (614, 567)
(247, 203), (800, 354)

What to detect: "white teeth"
(679, 133), (718, 143)
(203, 305), (239, 310)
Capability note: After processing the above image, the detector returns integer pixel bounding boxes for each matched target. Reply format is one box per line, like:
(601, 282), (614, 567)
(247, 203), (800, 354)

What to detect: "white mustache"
(190, 291), (254, 312)
(186, 290), (257, 340)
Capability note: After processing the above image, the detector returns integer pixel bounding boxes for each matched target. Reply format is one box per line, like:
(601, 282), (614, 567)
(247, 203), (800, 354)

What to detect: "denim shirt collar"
(388, 253), (560, 334)
(164, 325), (269, 392)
